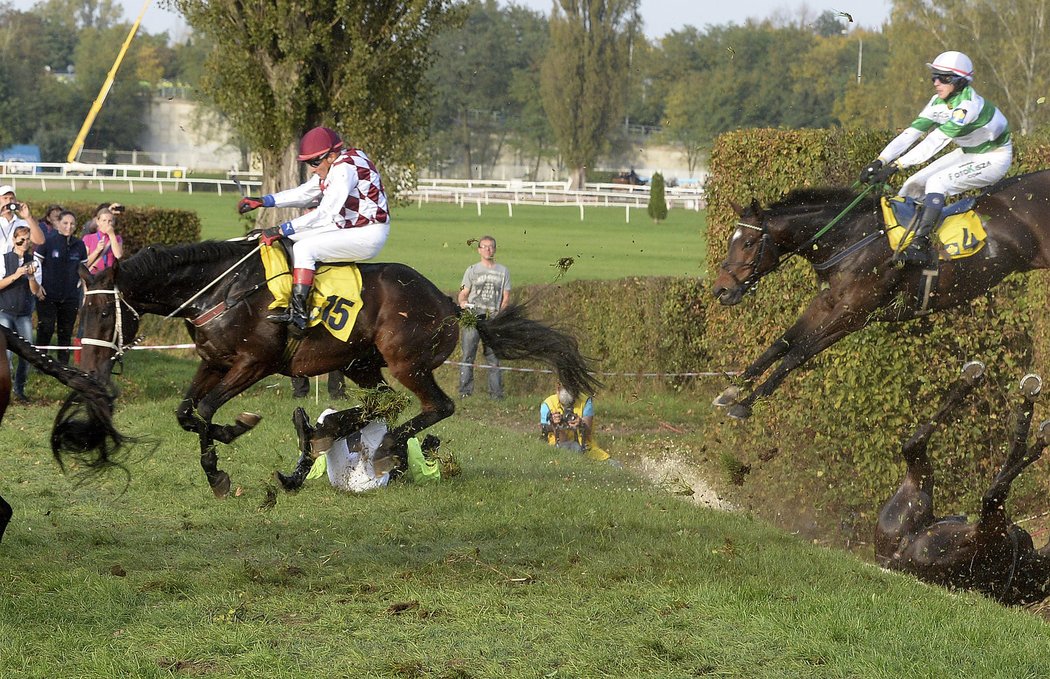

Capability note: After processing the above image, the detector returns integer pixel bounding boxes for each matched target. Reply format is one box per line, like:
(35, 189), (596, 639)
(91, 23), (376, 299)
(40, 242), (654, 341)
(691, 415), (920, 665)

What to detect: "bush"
(59, 201), (201, 257)
(647, 172), (668, 222)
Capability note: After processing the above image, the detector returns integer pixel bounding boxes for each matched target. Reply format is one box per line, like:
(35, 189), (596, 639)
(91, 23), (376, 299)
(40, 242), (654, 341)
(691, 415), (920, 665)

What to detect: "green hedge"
(702, 128), (1050, 535)
(59, 202), (201, 257)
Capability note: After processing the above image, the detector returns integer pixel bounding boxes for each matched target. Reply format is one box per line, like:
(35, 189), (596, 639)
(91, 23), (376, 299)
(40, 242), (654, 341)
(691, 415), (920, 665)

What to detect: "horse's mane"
(767, 187), (866, 213)
(122, 239), (257, 279)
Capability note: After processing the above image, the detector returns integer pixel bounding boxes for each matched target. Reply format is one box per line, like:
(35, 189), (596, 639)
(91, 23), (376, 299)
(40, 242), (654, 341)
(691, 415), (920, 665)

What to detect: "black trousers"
(292, 371), (346, 399)
(36, 297), (79, 365)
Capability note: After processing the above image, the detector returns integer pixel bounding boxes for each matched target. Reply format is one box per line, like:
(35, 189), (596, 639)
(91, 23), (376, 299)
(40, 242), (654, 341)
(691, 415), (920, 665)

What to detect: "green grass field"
(10, 188), (707, 287)
(3, 352), (1050, 677)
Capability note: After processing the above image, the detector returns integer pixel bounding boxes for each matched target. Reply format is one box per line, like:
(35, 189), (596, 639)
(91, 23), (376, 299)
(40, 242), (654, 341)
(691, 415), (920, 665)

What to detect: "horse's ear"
(749, 197), (763, 215)
(729, 200), (744, 216)
(78, 263), (93, 284)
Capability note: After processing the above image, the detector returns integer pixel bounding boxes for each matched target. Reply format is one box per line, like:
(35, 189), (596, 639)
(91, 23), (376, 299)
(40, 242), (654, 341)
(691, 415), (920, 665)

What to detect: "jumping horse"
(711, 170), (1050, 419)
(77, 240), (599, 498)
(0, 324), (125, 541)
(877, 360), (1050, 605)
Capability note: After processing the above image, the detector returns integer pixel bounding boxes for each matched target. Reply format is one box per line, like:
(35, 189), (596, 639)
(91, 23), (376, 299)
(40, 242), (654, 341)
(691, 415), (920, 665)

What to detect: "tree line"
(1, 0), (1048, 191)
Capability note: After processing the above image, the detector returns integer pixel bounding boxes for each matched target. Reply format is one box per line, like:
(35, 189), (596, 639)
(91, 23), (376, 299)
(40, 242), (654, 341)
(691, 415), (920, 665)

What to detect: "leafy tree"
(175, 0), (459, 217)
(540, 0), (639, 189)
(647, 171), (667, 222)
(425, 0), (547, 179)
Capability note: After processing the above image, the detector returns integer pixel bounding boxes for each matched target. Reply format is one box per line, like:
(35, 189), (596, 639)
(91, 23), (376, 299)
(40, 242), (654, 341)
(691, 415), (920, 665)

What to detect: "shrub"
(647, 172), (668, 222)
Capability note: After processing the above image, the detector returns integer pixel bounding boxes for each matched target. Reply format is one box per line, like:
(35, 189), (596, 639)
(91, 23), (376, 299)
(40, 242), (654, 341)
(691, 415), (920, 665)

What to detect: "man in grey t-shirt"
(457, 235), (511, 399)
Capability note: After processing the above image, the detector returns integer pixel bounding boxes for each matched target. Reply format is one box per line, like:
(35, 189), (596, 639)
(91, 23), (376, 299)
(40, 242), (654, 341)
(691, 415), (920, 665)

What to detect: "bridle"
(717, 220), (780, 295)
(81, 285), (142, 359)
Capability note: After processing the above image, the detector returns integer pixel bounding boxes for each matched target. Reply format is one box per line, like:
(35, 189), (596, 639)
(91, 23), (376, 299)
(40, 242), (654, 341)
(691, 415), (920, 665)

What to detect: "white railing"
(0, 164), (705, 209)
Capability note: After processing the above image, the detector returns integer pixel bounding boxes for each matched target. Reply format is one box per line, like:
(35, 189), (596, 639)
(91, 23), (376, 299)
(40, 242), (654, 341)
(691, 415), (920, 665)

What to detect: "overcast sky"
(11, 0), (892, 41)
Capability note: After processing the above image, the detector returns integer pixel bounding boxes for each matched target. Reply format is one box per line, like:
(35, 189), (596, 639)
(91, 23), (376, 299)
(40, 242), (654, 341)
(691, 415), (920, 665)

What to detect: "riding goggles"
(931, 72), (961, 85)
(305, 155), (326, 168)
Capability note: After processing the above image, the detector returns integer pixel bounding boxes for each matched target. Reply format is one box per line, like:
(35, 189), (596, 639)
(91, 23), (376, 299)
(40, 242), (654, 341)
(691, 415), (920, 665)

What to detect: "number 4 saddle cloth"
(880, 196), (987, 260)
(260, 244), (364, 342)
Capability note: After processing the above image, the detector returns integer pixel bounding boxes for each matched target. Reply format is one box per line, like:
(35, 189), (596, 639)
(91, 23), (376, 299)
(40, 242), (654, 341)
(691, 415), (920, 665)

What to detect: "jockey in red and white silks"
(238, 126), (391, 335)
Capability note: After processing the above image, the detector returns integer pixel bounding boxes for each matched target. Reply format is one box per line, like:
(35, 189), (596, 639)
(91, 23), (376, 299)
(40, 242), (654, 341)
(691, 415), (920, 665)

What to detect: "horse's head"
(711, 198), (782, 306)
(78, 261), (141, 384)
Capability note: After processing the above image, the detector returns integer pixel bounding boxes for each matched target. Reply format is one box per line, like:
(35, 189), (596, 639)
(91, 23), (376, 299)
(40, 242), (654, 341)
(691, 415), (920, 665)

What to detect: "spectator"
(38, 204), (63, 236)
(539, 382), (609, 461)
(0, 225), (42, 401)
(457, 235), (510, 399)
(82, 202), (124, 236)
(83, 207), (124, 273)
(35, 210), (86, 365)
(0, 185), (45, 254)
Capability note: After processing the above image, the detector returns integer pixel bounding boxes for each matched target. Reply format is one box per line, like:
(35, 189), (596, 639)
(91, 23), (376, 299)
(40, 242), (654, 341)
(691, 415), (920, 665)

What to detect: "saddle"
(259, 243), (364, 342)
(881, 196), (987, 261)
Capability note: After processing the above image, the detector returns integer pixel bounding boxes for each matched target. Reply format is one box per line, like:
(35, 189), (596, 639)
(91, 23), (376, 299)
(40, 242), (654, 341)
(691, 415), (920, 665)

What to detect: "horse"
(710, 170), (1050, 419)
(0, 324), (125, 541)
(876, 360), (1050, 605)
(76, 240), (600, 498)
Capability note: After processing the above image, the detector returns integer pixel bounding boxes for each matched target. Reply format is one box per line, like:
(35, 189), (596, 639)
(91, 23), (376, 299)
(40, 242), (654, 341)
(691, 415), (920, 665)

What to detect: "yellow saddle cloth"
(880, 197), (987, 260)
(260, 245), (364, 342)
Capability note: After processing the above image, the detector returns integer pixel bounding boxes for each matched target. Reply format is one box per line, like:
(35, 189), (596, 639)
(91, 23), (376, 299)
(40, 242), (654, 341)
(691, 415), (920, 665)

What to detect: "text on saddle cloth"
(880, 196), (987, 260)
(260, 244), (364, 342)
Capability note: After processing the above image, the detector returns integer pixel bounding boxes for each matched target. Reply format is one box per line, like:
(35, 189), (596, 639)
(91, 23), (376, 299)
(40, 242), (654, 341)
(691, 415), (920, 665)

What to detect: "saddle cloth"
(880, 196), (987, 260)
(260, 245), (364, 342)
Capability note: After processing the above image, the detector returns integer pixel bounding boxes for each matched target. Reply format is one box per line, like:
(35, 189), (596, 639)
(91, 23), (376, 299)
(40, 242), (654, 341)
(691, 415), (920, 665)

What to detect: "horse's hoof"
(211, 472), (232, 499)
(1020, 374), (1042, 398)
(712, 386), (742, 408)
(1037, 420), (1050, 445)
(727, 403), (752, 420)
(961, 360), (986, 383)
(236, 412), (262, 428)
(274, 470), (302, 493)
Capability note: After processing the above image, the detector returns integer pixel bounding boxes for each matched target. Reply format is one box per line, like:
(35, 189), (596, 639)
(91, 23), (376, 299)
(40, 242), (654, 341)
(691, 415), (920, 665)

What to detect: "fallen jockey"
(276, 405), (442, 493)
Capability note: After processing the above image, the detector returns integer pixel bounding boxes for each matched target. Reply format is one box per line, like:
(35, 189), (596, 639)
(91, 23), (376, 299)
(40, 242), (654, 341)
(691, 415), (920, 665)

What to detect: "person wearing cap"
(0, 185), (45, 256)
(859, 51), (1012, 267)
(237, 126), (391, 336)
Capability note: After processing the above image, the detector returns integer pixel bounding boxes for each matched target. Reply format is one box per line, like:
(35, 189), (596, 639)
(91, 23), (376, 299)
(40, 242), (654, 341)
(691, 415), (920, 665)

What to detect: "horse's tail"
(475, 301), (601, 398)
(0, 324), (126, 474)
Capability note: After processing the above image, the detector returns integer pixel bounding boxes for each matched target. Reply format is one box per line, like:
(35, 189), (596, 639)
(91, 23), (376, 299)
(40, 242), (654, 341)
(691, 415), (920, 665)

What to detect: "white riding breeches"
(288, 221), (390, 270)
(898, 145), (1013, 199)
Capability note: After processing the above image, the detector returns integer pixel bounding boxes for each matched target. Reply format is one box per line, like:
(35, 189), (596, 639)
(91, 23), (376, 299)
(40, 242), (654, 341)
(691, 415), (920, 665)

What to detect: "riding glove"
(238, 197), (263, 214)
(859, 159), (883, 184)
(872, 162), (899, 184)
(258, 226), (283, 246)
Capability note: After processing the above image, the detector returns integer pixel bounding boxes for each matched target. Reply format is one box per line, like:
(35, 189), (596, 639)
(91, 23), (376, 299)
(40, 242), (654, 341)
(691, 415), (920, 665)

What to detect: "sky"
(10, 0), (892, 41)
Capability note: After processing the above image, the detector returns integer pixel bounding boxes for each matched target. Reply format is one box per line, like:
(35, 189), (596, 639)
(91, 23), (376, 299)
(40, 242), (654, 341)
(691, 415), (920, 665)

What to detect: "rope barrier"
(35, 341), (737, 379)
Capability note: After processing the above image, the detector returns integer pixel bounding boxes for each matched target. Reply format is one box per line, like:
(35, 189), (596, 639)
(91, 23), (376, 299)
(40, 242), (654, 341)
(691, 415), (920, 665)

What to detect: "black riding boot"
(276, 407), (317, 491)
(899, 193), (945, 267)
(267, 283), (312, 336)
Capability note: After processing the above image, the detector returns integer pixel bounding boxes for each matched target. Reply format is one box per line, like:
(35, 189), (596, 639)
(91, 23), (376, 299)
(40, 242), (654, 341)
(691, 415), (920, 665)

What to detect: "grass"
(10, 188), (707, 287)
(2, 352), (1050, 677)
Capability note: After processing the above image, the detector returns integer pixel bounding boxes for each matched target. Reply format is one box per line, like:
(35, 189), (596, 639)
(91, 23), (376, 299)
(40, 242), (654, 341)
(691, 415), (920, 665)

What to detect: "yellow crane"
(66, 0), (152, 163)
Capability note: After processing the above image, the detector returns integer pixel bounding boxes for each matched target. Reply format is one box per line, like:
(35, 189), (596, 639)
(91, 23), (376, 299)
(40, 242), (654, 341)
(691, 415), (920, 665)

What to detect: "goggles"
(931, 72), (961, 85)
(305, 155), (326, 168)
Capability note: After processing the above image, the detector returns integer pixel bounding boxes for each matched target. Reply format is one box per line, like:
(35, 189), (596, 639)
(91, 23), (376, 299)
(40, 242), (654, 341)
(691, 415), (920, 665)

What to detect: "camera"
(4, 202), (20, 212)
(110, 203), (125, 214)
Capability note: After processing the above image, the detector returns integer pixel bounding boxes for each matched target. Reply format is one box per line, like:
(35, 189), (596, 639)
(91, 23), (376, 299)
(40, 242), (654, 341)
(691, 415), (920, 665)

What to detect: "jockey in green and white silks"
(859, 51), (1012, 267)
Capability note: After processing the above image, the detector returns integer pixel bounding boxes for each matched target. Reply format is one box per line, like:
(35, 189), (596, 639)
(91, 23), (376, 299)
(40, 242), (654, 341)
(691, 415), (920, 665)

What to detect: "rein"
(164, 243), (261, 319)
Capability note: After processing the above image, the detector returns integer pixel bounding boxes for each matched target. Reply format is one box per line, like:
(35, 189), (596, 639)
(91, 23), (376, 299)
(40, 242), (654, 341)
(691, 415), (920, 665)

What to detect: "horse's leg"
(379, 365), (455, 466)
(726, 294), (875, 418)
(875, 361), (986, 565)
(980, 375), (1044, 522)
(0, 493), (11, 543)
(276, 407), (318, 492)
(175, 361), (270, 497)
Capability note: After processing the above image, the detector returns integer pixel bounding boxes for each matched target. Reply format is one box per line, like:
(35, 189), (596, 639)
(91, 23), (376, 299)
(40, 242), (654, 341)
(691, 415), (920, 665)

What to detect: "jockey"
(238, 126), (391, 335)
(859, 51), (1012, 267)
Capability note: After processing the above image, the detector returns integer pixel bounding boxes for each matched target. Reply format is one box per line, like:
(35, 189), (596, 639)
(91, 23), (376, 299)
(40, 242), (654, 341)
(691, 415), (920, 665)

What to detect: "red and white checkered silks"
(323, 148), (390, 227)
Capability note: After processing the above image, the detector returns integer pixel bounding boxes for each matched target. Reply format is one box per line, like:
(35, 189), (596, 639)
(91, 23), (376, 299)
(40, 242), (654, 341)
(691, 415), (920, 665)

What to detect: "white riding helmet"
(926, 51), (974, 81)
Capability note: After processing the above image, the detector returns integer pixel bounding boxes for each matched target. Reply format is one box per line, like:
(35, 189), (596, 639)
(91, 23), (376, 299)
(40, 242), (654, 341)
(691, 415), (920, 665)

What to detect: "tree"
(540, 0), (639, 189)
(175, 0), (459, 221)
(647, 171), (667, 222)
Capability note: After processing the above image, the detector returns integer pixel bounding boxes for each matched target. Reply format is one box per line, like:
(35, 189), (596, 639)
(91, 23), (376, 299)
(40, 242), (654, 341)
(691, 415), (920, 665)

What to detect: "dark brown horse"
(0, 324), (125, 541)
(877, 360), (1050, 605)
(711, 170), (1050, 419)
(77, 240), (599, 498)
